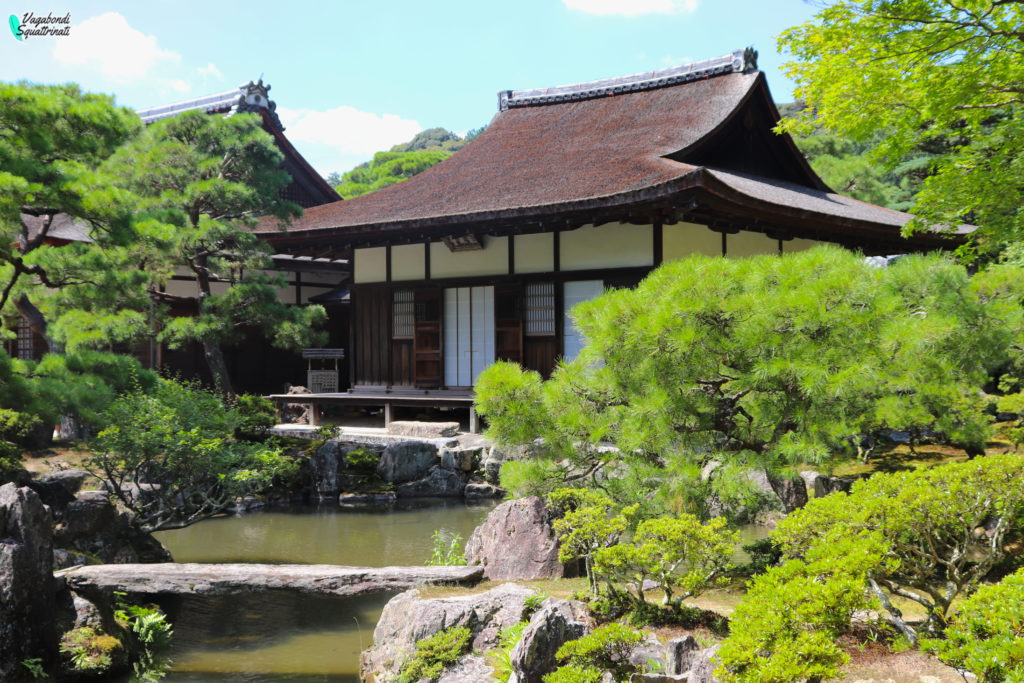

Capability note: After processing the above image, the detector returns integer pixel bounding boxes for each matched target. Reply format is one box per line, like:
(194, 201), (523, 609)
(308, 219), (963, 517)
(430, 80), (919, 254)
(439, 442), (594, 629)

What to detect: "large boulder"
(361, 583), (535, 682)
(0, 483), (56, 679)
(813, 473), (859, 498)
(37, 469), (91, 497)
(54, 490), (171, 566)
(509, 598), (590, 683)
(481, 441), (545, 484)
(687, 645), (721, 683)
(465, 497), (576, 580)
(765, 472), (808, 513)
(376, 441), (438, 483)
(309, 439), (349, 500)
(395, 466), (465, 498)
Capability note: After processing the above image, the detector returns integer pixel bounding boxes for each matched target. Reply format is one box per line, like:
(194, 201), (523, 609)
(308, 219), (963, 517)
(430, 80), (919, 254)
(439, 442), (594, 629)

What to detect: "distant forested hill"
(328, 126), (485, 199)
(780, 101), (937, 211)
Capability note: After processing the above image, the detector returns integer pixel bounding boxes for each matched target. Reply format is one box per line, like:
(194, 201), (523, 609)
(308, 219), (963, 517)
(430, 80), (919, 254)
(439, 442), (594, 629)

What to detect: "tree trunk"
(203, 337), (234, 398)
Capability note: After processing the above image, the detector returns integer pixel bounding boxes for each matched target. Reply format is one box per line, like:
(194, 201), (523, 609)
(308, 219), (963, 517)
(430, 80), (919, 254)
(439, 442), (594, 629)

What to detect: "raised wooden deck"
(267, 387), (479, 431)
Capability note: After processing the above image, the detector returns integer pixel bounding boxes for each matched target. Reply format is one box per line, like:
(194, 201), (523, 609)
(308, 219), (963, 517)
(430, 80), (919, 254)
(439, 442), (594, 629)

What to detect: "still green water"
(149, 499), (497, 683)
(142, 500), (767, 682)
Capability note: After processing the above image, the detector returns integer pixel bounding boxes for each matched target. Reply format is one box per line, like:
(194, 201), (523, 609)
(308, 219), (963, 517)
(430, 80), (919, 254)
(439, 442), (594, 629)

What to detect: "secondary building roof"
(138, 79), (340, 208)
(259, 49), (963, 254)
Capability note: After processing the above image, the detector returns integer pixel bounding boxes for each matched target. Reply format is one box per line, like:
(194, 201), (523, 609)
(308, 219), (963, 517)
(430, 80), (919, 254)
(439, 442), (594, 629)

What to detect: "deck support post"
(384, 401), (393, 427)
(469, 406), (479, 434)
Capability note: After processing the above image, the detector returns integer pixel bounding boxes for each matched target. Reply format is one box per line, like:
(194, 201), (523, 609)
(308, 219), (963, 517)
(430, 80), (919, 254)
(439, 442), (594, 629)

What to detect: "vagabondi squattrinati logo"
(9, 12), (71, 41)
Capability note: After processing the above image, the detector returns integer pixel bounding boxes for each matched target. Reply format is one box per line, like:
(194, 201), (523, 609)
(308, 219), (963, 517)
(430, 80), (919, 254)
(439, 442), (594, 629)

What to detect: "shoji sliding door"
(443, 286), (495, 387)
(563, 280), (604, 361)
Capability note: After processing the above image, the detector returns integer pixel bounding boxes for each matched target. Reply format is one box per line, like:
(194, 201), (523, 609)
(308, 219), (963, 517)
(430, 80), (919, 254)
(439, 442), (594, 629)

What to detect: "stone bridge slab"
(58, 563), (483, 597)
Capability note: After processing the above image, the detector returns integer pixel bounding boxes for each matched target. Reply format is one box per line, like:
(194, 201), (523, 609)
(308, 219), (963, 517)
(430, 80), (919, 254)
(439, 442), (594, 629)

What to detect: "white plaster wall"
(392, 244), (426, 281)
(354, 247), (387, 284)
(514, 233), (554, 274)
(727, 231), (780, 258)
(663, 222), (721, 261)
(561, 223), (653, 271)
(783, 238), (825, 254)
(430, 236), (509, 278)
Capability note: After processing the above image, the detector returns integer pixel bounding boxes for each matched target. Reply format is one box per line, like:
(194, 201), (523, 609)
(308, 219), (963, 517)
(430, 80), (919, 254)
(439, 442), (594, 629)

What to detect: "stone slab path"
(57, 563), (483, 597)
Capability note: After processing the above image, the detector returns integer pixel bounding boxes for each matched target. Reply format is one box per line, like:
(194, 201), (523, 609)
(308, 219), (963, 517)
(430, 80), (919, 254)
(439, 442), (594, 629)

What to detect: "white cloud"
(277, 105), (421, 158)
(197, 62), (223, 81)
(52, 12), (179, 83)
(563, 0), (697, 16)
(167, 79), (191, 93)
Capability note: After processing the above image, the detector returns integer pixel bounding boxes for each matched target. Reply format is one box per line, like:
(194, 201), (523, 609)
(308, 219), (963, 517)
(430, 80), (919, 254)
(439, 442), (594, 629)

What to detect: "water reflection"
(147, 500), (497, 682)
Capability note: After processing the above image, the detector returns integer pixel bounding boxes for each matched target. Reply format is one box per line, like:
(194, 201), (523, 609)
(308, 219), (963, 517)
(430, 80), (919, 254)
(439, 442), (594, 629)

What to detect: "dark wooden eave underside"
(261, 168), (962, 259)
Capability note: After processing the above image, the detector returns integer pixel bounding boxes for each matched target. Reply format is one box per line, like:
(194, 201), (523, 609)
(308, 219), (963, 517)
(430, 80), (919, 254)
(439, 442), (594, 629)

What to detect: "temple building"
(258, 49), (959, 418)
(6, 80), (347, 394)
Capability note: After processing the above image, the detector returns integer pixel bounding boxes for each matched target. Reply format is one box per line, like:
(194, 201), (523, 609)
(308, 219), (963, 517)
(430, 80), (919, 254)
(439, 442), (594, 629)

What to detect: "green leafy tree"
(0, 81), (140, 341)
(85, 379), (299, 531)
(593, 515), (736, 610)
(477, 248), (1013, 512)
(335, 149), (452, 198)
(65, 109), (327, 395)
(547, 488), (635, 594)
(774, 454), (1024, 641)
(926, 567), (1024, 682)
(778, 0), (1024, 254)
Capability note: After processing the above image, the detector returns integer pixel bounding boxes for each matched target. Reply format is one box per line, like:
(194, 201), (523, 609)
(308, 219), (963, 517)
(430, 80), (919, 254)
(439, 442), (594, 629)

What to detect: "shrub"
(925, 568), (1024, 682)
(490, 621), (528, 683)
(593, 514), (736, 610)
(233, 394), (277, 439)
(397, 626), (472, 683)
(60, 626), (124, 674)
(553, 623), (644, 681)
(86, 379), (299, 531)
(542, 663), (605, 683)
(716, 535), (882, 683)
(773, 454), (1024, 638)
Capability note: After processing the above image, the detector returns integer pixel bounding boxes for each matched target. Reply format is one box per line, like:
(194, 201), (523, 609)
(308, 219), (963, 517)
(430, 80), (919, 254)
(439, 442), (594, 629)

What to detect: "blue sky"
(1, 0), (821, 176)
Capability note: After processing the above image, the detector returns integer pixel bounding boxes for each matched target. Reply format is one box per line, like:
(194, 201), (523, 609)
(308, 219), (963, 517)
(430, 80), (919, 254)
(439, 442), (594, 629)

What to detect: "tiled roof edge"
(498, 47), (758, 111)
(137, 78), (283, 129)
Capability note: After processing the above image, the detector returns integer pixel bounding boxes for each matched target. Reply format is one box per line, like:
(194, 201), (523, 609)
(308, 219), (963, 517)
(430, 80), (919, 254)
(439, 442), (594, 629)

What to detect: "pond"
(137, 500), (768, 682)
(148, 499), (497, 683)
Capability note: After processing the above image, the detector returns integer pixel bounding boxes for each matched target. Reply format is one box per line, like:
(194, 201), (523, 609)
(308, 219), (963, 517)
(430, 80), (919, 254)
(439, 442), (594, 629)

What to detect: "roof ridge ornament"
(498, 47), (758, 111)
(137, 77), (283, 129)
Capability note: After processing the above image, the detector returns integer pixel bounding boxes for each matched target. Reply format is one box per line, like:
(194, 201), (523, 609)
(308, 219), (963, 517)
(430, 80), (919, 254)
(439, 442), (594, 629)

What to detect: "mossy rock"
(59, 626), (127, 676)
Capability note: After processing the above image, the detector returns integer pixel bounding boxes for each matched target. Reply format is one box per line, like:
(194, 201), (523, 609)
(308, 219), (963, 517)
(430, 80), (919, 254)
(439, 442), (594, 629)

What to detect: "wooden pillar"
(469, 406), (480, 434)
(384, 401), (393, 427)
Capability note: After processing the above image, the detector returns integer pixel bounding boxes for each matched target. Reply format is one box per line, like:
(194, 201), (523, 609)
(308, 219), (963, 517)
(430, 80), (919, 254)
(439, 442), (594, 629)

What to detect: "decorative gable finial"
(732, 47), (758, 74)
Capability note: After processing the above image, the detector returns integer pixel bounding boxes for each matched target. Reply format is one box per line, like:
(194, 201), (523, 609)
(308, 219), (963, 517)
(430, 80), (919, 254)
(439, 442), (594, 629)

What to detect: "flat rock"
(388, 421), (461, 438)
(59, 563), (483, 597)
(339, 492), (397, 506)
